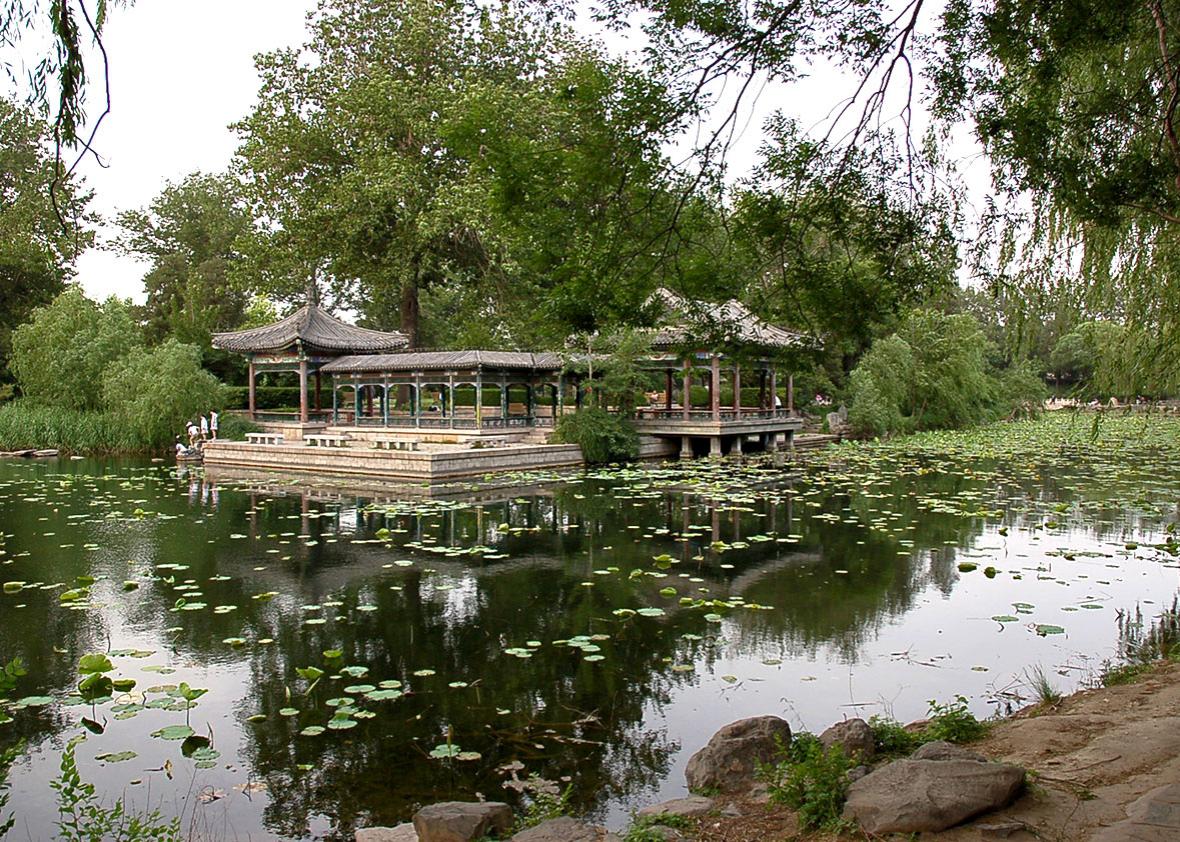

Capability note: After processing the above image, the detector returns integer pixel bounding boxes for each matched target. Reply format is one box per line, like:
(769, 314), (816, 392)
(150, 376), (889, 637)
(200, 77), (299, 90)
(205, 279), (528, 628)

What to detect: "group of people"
(175, 411), (219, 457)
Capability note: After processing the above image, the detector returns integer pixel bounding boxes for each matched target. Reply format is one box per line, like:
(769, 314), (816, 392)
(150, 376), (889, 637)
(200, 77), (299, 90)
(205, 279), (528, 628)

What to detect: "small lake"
(0, 414), (1177, 839)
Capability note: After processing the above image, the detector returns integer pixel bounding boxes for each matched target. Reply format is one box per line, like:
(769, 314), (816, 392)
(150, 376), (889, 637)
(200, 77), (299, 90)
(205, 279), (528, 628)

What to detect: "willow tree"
(234, 0), (692, 348)
(0, 98), (94, 382)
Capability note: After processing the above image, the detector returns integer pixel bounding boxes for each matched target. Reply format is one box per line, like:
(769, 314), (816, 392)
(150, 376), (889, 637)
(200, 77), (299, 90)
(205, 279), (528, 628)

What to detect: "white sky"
(4, 1), (987, 303)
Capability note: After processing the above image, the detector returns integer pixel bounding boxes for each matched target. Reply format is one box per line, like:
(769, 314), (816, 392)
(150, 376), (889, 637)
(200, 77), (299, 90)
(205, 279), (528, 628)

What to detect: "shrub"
(216, 414), (260, 441)
(552, 408), (639, 464)
(759, 733), (854, 831)
(101, 340), (227, 448)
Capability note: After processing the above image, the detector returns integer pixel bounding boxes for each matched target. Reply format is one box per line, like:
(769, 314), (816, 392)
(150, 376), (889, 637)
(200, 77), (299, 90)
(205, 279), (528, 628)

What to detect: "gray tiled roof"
(212, 304), (409, 354)
(321, 350), (563, 374)
(648, 288), (812, 350)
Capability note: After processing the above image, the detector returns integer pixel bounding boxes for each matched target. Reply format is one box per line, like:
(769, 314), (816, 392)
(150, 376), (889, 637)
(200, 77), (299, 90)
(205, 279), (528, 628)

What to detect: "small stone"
(819, 718), (876, 760)
(356, 825), (417, 842)
(911, 741), (986, 762)
(976, 820), (1032, 839)
(637, 796), (715, 819)
(412, 802), (512, 842)
(847, 765), (869, 783)
(684, 716), (792, 793)
(511, 817), (621, 841)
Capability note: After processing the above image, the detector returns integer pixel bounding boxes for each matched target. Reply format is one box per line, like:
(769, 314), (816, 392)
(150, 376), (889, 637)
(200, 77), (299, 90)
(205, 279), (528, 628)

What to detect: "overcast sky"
(6, 1), (984, 304)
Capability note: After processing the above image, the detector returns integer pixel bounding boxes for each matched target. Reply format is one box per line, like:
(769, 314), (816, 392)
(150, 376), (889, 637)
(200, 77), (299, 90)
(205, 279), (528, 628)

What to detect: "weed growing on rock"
(923, 696), (989, 743)
(867, 716), (921, 757)
(623, 812), (694, 841)
(758, 733), (855, 831)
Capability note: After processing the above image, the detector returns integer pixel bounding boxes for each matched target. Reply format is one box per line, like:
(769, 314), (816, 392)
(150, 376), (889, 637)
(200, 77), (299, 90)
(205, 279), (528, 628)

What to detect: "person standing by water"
(186, 420), (199, 446)
(199, 414), (210, 440)
(209, 410), (219, 440)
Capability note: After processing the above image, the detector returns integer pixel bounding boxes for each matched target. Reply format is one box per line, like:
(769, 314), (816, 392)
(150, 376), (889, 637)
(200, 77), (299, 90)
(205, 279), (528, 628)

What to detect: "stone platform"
(203, 438), (585, 483)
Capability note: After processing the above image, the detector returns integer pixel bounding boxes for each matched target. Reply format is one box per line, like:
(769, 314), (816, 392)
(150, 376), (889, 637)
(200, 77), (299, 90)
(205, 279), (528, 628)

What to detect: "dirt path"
(695, 661), (1180, 841)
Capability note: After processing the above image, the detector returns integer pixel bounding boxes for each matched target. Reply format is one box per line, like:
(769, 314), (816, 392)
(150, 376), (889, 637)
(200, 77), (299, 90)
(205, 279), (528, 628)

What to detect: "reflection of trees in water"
(230, 561), (687, 838)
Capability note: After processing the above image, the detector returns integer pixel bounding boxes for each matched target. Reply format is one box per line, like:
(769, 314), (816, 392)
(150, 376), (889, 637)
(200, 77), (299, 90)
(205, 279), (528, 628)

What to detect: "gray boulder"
(412, 802), (513, 842)
(819, 718), (876, 760)
(636, 795), (715, 819)
(511, 817), (621, 841)
(356, 826), (417, 842)
(684, 716), (792, 793)
(842, 759), (1024, 834)
(911, 740), (986, 763)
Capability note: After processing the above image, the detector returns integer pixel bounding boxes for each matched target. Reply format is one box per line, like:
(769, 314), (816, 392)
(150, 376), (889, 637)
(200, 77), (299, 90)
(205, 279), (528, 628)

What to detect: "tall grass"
(0, 402), (262, 454)
(0, 402), (144, 454)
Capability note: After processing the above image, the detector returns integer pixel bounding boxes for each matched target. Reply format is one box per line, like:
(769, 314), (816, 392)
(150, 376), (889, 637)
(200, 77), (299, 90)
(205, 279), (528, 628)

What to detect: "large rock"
(357, 825), (417, 842)
(684, 716), (792, 793)
(412, 802), (513, 842)
(1090, 783), (1180, 841)
(911, 740), (986, 762)
(842, 759), (1024, 834)
(819, 718), (876, 760)
(511, 817), (621, 841)
(636, 795), (715, 819)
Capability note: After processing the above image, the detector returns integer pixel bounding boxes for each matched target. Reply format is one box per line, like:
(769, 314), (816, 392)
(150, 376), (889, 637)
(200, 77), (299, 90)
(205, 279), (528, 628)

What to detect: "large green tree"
(0, 98), (94, 383)
(732, 118), (959, 373)
(116, 172), (254, 347)
(234, 0), (695, 347)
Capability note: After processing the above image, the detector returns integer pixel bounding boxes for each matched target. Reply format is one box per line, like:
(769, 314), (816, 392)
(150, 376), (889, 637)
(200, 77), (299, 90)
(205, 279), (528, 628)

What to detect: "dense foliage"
(847, 309), (1047, 437)
(10, 289), (140, 411)
(552, 408), (639, 464)
(101, 340), (227, 448)
(0, 99), (94, 383)
(6, 290), (227, 450)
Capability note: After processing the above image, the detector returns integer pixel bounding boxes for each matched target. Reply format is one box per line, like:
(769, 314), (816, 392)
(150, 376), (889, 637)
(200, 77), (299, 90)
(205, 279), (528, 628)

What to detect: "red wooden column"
(710, 355), (720, 421)
(248, 360), (257, 420)
(787, 373), (794, 415)
(769, 369), (778, 411)
(298, 358), (309, 423)
(682, 359), (692, 420)
(733, 363), (741, 418)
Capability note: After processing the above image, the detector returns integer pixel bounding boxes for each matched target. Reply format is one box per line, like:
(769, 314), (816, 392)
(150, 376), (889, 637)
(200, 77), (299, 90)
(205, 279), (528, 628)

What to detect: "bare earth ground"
(692, 660), (1180, 841)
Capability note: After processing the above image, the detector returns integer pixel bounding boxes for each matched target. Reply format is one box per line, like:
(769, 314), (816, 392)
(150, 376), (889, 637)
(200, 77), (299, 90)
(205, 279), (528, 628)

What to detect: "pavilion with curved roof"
(212, 300), (409, 423)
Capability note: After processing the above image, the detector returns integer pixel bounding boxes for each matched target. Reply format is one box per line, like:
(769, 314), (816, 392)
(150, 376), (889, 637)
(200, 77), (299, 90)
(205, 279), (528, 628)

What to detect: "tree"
(234, 0), (693, 347)
(0, 98), (94, 382)
(102, 340), (227, 447)
(116, 172), (254, 348)
(1, 1), (127, 195)
(9, 288), (141, 410)
(933, 0), (1180, 390)
(847, 309), (997, 436)
(733, 117), (958, 374)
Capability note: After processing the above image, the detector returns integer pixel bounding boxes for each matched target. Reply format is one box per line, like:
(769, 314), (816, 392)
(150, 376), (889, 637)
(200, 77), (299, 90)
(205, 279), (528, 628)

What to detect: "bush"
(101, 340), (227, 448)
(223, 385), (304, 411)
(759, 733), (854, 831)
(216, 413), (260, 441)
(552, 408), (639, 464)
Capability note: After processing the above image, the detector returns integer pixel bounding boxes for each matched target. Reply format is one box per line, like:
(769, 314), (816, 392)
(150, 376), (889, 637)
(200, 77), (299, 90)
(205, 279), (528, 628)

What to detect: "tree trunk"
(401, 275), (420, 349)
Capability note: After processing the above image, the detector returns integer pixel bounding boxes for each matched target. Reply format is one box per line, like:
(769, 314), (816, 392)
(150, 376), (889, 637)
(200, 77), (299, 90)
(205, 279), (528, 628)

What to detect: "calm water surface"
(0, 427), (1177, 839)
